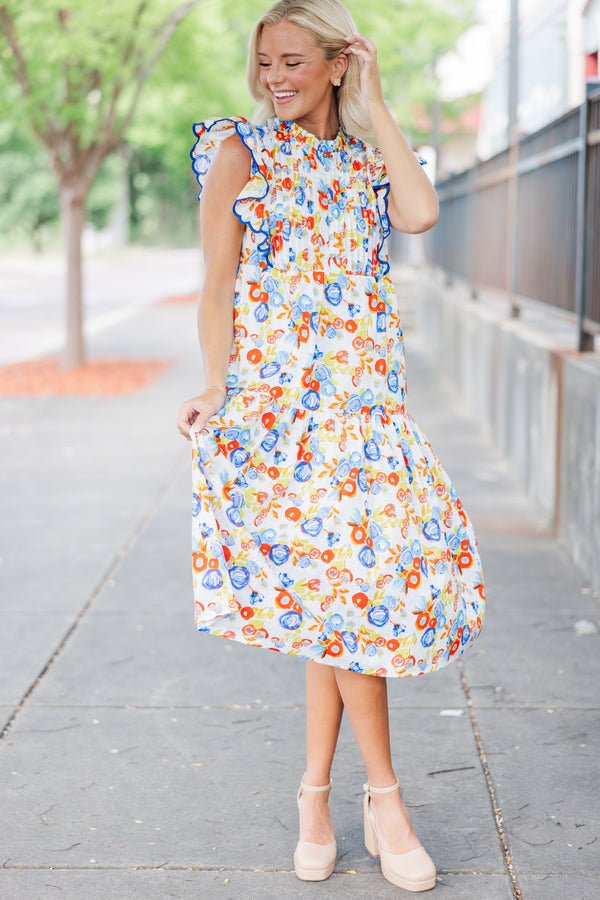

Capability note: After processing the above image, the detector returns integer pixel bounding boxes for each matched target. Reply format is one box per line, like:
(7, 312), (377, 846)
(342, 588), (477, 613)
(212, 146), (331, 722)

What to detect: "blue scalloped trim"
(372, 154), (427, 276)
(190, 116), (272, 270)
(373, 181), (391, 277)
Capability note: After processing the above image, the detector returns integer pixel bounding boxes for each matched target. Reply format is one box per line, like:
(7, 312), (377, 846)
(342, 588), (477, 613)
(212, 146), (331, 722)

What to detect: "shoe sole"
(365, 844), (437, 892)
(380, 863), (436, 891)
(294, 860), (335, 881)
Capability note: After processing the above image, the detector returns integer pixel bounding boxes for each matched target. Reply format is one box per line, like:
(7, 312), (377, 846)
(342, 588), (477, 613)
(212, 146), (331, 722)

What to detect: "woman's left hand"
(343, 33), (385, 110)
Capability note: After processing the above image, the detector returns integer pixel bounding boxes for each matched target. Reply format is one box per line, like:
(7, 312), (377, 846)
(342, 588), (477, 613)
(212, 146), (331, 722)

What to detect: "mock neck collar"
(275, 117), (346, 151)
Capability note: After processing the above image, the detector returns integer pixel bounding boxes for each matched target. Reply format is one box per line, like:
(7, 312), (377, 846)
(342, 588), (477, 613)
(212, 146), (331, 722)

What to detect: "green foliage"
(0, 121), (133, 248)
(0, 123), (58, 250)
(87, 154), (123, 230)
(0, 0), (196, 152)
(351, 0), (476, 136)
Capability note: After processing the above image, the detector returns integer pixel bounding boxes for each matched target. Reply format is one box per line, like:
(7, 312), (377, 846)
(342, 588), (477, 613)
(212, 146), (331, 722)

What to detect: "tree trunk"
(60, 181), (87, 369)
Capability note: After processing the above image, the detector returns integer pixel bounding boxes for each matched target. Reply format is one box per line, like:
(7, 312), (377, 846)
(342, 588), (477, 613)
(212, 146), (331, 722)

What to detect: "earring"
(332, 77), (341, 87)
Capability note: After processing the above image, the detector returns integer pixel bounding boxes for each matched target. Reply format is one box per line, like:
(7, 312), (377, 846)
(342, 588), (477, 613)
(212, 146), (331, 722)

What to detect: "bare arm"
(369, 103), (439, 234)
(197, 134), (248, 389)
(177, 133), (250, 439)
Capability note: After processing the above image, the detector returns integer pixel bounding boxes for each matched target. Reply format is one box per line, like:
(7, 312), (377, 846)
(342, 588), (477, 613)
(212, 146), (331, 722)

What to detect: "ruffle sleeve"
(190, 116), (271, 265)
(366, 144), (428, 276)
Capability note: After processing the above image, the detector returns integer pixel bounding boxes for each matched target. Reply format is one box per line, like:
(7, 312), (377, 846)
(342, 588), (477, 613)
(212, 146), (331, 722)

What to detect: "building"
(477, 0), (600, 159)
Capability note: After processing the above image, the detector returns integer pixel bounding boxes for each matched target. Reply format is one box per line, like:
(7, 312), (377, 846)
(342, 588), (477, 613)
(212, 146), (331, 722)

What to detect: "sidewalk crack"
(458, 659), (524, 899)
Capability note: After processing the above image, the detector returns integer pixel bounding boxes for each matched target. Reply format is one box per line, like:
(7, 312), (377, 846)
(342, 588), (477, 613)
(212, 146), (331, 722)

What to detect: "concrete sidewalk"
(0, 282), (598, 899)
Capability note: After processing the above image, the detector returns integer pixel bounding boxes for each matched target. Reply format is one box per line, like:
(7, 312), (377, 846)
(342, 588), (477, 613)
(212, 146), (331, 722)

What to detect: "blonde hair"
(247, 0), (372, 140)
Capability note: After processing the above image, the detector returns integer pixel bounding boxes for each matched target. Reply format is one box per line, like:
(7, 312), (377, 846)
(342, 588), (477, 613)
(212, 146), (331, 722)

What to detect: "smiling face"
(257, 21), (346, 133)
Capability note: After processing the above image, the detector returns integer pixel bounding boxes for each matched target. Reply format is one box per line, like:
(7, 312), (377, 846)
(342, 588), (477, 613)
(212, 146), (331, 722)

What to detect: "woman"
(177, 0), (486, 891)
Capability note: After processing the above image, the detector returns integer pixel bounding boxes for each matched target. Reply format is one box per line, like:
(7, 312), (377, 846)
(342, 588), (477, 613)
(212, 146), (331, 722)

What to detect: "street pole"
(506, 0), (520, 317)
(574, 90), (592, 351)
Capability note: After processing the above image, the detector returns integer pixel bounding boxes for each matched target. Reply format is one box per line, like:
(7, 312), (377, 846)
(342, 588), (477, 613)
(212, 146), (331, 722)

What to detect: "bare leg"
(333, 667), (423, 854)
(299, 660), (344, 844)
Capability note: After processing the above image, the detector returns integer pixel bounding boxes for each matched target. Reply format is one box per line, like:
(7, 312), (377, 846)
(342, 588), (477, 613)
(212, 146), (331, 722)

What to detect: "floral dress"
(189, 114), (486, 678)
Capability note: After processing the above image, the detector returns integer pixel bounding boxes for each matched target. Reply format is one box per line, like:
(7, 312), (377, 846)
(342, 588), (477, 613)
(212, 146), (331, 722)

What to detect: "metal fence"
(425, 86), (600, 349)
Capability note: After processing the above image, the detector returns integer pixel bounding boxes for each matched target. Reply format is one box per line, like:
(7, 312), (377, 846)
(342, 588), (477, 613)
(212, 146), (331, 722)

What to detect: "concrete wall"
(494, 320), (562, 525)
(559, 354), (600, 590)
(414, 277), (502, 437)
(414, 271), (600, 587)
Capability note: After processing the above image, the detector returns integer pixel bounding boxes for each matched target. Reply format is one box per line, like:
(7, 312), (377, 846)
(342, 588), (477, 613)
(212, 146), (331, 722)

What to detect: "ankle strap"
(363, 780), (400, 794)
(300, 778), (332, 792)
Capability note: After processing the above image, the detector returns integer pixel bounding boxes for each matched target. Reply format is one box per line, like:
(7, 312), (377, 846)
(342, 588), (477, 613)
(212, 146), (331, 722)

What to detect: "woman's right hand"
(177, 386), (226, 441)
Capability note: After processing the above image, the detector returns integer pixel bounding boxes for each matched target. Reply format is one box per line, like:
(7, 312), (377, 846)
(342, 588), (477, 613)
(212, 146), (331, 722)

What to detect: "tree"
(0, 0), (199, 368)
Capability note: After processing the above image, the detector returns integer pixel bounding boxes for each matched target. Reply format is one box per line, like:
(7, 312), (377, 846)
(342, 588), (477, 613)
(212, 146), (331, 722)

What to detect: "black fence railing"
(424, 86), (600, 349)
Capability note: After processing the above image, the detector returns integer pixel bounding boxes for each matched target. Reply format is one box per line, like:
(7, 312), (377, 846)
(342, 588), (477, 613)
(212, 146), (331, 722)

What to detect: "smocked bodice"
(191, 115), (394, 282)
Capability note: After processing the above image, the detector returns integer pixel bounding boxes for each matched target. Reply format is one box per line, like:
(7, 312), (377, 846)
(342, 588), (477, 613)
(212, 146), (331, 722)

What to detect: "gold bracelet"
(204, 384), (226, 396)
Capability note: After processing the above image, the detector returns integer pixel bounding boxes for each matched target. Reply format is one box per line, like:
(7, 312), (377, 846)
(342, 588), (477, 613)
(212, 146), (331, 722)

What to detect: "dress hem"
(194, 614), (479, 679)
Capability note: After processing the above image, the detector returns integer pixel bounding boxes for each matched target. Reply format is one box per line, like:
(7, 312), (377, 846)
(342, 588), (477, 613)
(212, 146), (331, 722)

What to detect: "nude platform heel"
(363, 780), (437, 892)
(293, 778), (337, 881)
